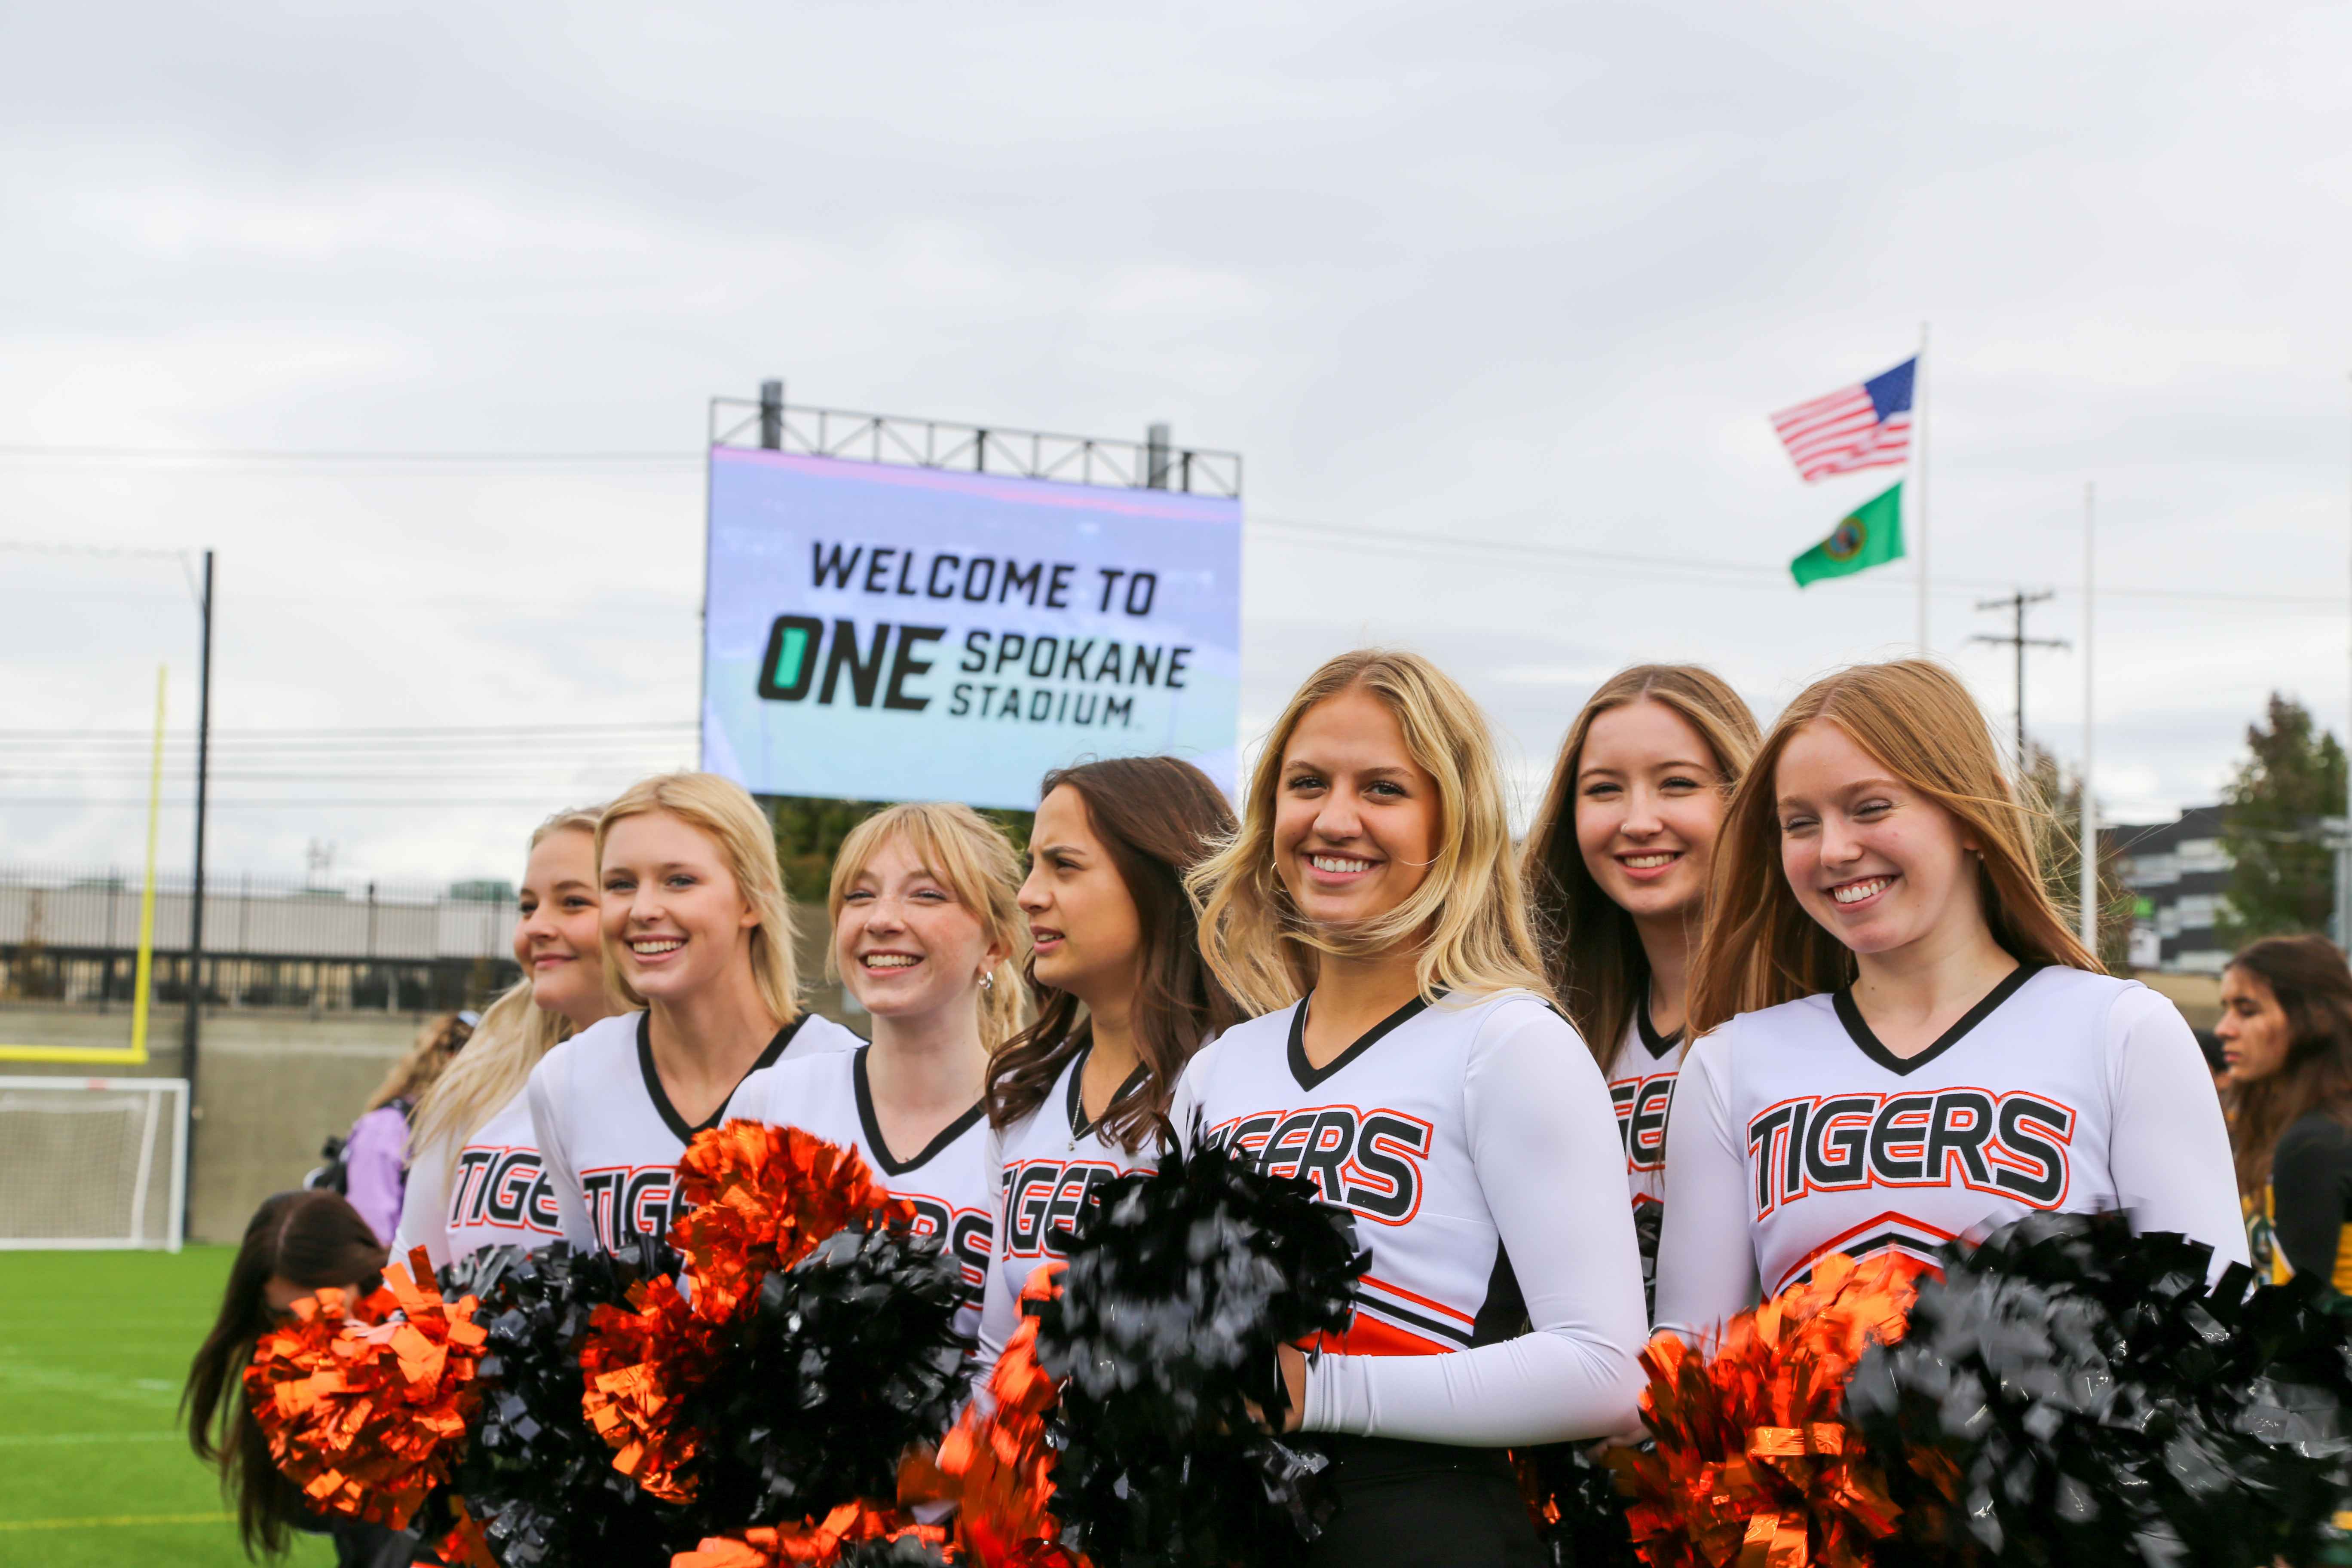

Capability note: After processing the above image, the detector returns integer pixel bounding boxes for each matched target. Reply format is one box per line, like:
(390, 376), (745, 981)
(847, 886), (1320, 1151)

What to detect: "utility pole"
(2081, 484), (2098, 956)
(1972, 588), (2065, 766)
(183, 548), (213, 1239)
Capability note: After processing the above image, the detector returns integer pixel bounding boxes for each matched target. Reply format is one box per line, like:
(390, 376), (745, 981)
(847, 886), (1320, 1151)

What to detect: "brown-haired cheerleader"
(1522, 664), (1761, 1311)
(1653, 658), (2245, 1344)
(2216, 933), (2352, 1288)
(974, 755), (1255, 1371)
(1174, 649), (1645, 1568)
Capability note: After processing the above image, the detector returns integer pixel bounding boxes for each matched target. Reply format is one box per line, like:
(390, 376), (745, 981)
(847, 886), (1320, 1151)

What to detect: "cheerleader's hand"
(1241, 1344), (1311, 1434)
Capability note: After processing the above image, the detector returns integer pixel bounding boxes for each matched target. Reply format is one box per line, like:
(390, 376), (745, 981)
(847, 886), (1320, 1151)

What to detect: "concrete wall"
(0, 902), (863, 1244)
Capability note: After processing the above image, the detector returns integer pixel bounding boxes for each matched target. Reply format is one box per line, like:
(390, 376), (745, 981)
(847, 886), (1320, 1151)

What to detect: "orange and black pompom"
(671, 1121), (916, 1320)
(1618, 1251), (1917, 1568)
(243, 1247), (489, 1531)
(934, 1268), (1075, 1568)
(671, 1501), (951, 1567)
(579, 1265), (727, 1506)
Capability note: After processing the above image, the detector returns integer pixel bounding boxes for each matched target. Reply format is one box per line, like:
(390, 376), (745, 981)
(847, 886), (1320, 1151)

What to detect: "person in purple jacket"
(341, 1011), (472, 1244)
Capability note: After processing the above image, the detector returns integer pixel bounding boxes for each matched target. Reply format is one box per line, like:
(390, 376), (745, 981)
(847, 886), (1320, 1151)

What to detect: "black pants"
(1304, 1437), (1544, 1568)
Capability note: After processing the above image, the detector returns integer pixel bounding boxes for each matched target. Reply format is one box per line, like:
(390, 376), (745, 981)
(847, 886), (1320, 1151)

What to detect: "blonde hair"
(1189, 647), (1550, 1008)
(1686, 658), (2100, 1035)
(365, 1011), (470, 1114)
(598, 773), (804, 1026)
(408, 807), (603, 1179)
(1523, 665), (1762, 1069)
(827, 802), (1029, 1051)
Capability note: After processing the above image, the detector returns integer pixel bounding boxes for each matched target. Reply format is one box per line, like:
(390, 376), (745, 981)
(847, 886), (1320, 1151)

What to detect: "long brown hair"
(1523, 664), (1761, 1069)
(988, 756), (1246, 1153)
(1189, 648), (1552, 1008)
(1687, 658), (2098, 1035)
(181, 1190), (388, 1557)
(2225, 934), (2352, 1195)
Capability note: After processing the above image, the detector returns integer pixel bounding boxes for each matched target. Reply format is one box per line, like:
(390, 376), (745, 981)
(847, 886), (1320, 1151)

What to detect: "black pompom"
(1515, 1441), (1643, 1568)
(1844, 1211), (2352, 1568)
(440, 1237), (695, 1568)
(674, 1223), (971, 1535)
(1035, 1127), (1370, 1568)
(832, 1534), (956, 1568)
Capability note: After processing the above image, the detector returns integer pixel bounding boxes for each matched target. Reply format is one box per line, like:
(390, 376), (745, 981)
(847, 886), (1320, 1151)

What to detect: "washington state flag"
(1791, 481), (1904, 587)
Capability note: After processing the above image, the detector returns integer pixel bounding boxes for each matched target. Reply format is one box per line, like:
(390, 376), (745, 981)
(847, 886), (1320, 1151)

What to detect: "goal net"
(0, 1076), (186, 1250)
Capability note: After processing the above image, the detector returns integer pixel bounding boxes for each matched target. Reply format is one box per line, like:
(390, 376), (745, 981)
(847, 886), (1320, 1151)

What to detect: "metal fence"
(0, 865), (518, 1015)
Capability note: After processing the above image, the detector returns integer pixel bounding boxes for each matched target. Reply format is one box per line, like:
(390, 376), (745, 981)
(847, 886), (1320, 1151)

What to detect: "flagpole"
(1915, 321), (1931, 652)
(2081, 481), (2097, 956)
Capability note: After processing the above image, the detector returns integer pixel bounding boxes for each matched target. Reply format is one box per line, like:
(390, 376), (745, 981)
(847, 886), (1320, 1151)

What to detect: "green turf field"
(0, 1246), (337, 1567)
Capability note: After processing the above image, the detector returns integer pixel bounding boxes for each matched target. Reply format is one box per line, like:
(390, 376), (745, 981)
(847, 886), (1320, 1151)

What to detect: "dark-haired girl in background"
(973, 755), (1260, 1372)
(181, 1188), (424, 1567)
(2219, 933), (2352, 1289)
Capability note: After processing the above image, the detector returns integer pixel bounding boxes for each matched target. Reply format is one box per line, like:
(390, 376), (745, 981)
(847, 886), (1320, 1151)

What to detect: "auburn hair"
(827, 802), (1030, 1050)
(2224, 934), (2352, 1195)
(988, 756), (1249, 1152)
(1686, 658), (2098, 1035)
(1188, 647), (1551, 1007)
(598, 773), (804, 1026)
(181, 1190), (388, 1559)
(1524, 664), (1761, 1070)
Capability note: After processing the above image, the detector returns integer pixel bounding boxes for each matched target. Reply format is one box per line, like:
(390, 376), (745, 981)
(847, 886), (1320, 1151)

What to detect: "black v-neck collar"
(1635, 995), (1684, 1061)
(854, 1045), (986, 1177)
(637, 1010), (809, 1143)
(1064, 1040), (1149, 1142)
(1287, 991), (1433, 1091)
(1832, 962), (2046, 1077)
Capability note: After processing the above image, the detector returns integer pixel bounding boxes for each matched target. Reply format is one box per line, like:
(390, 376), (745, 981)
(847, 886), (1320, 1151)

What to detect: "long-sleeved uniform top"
(1652, 964), (2248, 1343)
(1168, 989), (1648, 1447)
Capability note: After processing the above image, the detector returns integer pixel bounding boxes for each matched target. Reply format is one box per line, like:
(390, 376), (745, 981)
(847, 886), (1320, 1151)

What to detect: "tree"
(2021, 743), (2135, 972)
(2219, 692), (2348, 946)
(763, 794), (1035, 904)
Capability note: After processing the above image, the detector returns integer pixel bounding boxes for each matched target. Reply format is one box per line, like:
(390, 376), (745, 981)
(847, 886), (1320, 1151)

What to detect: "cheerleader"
(2216, 934), (2352, 1288)
(1521, 665), (1759, 1309)
(1653, 659), (2246, 1343)
(1173, 649), (1646, 1568)
(394, 805), (619, 1271)
(734, 802), (1026, 1338)
(974, 755), (1254, 1371)
(528, 773), (862, 1254)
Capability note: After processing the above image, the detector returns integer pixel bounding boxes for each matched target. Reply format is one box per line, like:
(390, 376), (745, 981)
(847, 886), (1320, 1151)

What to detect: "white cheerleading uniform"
(392, 1088), (561, 1272)
(1607, 1002), (1684, 1210)
(734, 1044), (994, 1341)
(1168, 990), (1647, 1447)
(1652, 964), (2248, 1344)
(974, 1044), (1156, 1370)
(527, 1008), (864, 1255)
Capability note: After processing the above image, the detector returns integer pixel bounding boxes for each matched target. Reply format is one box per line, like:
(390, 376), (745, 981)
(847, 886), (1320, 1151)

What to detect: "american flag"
(1770, 357), (1916, 482)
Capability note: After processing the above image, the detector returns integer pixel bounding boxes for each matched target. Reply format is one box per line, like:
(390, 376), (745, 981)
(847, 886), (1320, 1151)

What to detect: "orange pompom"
(577, 1270), (725, 1504)
(242, 1247), (488, 1530)
(670, 1120), (916, 1320)
(1620, 1252), (1920, 1568)
(933, 1266), (1079, 1568)
(671, 1500), (949, 1567)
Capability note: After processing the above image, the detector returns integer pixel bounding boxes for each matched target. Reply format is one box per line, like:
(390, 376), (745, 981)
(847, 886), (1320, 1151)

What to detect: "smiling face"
(1574, 699), (1729, 925)
(1272, 683), (1442, 934)
(1019, 784), (1145, 1009)
(836, 832), (1004, 1026)
(514, 827), (607, 1029)
(1774, 717), (1984, 957)
(2217, 964), (2293, 1084)
(598, 809), (763, 1005)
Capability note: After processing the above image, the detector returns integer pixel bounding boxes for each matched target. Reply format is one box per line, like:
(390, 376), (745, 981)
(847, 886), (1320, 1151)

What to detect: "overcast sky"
(4, 3), (2349, 885)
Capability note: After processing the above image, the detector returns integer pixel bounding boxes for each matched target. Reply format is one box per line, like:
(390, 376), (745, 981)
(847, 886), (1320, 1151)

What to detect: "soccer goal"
(0, 1077), (186, 1250)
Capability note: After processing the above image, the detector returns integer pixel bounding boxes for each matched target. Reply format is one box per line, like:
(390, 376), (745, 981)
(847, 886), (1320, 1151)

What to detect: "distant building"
(2106, 805), (2229, 974)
